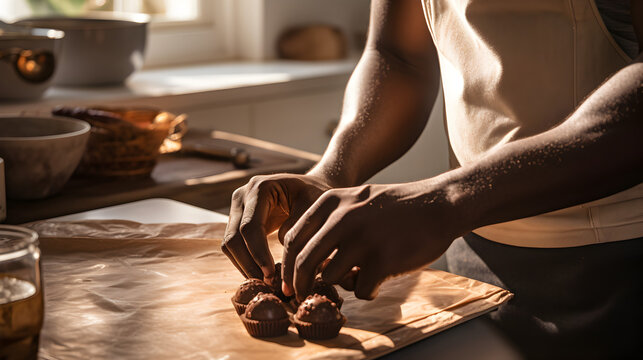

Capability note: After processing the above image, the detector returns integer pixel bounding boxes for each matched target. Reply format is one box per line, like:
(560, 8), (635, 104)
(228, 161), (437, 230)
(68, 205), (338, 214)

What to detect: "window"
(107, 0), (202, 23)
(0, 0), (233, 67)
(1, 0), (371, 67)
(1, 0), (202, 24)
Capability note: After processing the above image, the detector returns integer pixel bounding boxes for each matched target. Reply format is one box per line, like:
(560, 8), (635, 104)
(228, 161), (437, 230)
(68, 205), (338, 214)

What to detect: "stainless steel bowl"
(16, 15), (148, 86)
(0, 26), (64, 100)
(0, 116), (90, 199)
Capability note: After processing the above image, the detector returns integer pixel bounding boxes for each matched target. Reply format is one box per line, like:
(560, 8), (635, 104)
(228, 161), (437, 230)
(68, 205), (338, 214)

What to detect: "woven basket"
(52, 106), (187, 177)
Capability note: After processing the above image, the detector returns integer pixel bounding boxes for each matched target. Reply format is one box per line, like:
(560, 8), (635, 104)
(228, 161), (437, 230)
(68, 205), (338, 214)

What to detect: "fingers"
(222, 189), (263, 279)
(277, 203), (312, 294)
(239, 186), (277, 283)
(338, 267), (360, 291)
(277, 202), (308, 245)
(293, 215), (350, 301)
(316, 257), (333, 275)
(321, 246), (359, 284)
(282, 196), (339, 297)
(221, 244), (251, 278)
(354, 262), (384, 300)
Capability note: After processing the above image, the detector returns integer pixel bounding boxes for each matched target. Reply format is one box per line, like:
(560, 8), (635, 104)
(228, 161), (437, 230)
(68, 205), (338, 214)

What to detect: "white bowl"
(16, 15), (148, 86)
(0, 26), (64, 100)
(0, 116), (90, 199)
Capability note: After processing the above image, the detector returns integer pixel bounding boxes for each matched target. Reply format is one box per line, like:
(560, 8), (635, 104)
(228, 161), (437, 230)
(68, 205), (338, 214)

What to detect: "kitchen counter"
(5, 131), (320, 224)
(0, 57), (448, 185)
(52, 198), (524, 360)
(0, 59), (357, 115)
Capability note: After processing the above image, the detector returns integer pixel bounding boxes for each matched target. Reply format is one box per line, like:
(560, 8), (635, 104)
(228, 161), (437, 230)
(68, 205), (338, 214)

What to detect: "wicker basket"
(52, 106), (187, 177)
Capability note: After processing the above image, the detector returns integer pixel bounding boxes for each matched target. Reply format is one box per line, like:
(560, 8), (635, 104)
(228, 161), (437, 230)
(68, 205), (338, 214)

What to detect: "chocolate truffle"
(311, 277), (343, 309)
(240, 293), (291, 337)
(231, 278), (274, 315)
(246, 293), (288, 320)
(271, 262), (292, 302)
(293, 294), (345, 339)
(288, 277), (344, 310)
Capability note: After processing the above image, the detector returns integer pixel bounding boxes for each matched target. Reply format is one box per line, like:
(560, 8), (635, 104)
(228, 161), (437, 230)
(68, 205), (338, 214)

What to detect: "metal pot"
(0, 25), (63, 100)
(15, 15), (148, 86)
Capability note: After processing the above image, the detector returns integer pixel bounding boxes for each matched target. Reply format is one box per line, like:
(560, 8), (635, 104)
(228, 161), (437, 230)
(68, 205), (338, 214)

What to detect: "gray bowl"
(0, 26), (64, 100)
(0, 116), (90, 199)
(16, 15), (148, 86)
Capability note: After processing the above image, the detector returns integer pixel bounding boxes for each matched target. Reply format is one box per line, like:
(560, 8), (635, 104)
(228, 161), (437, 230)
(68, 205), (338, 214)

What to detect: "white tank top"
(422, 0), (643, 247)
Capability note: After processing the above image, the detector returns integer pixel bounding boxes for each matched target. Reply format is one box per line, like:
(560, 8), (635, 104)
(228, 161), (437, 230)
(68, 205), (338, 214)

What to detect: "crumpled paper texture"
(27, 220), (512, 360)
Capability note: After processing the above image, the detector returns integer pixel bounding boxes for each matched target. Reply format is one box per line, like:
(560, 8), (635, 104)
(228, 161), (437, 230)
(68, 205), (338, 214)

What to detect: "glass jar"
(0, 225), (43, 359)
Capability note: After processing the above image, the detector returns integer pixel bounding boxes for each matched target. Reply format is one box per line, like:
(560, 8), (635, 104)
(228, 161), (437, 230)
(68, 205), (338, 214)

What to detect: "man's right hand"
(222, 174), (331, 285)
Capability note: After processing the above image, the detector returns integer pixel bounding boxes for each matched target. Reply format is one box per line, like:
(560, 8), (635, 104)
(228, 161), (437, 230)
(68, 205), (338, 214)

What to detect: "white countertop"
(55, 198), (523, 360)
(0, 59), (357, 114)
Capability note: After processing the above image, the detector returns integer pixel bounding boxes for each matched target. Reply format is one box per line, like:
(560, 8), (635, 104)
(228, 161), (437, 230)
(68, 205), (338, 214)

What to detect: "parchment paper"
(28, 220), (513, 360)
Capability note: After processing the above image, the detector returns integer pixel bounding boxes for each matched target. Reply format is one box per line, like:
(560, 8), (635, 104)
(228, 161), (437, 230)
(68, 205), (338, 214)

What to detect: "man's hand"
(221, 0), (441, 297)
(281, 183), (461, 301)
(222, 174), (331, 284)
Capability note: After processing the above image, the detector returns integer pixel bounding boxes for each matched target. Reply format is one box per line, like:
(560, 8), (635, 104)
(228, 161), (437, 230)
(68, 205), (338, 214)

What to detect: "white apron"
(422, 0), (643, 247)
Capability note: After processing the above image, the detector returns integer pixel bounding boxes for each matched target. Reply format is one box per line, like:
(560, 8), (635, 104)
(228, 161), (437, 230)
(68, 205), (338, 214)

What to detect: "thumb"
(338, 267), (360, 291)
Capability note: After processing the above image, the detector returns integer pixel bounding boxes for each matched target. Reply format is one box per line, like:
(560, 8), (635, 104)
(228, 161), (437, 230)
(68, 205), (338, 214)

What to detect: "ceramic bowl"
(0, 25), (64, 100)
(0, 116), (90, 199)
(15, 15), (148, 86)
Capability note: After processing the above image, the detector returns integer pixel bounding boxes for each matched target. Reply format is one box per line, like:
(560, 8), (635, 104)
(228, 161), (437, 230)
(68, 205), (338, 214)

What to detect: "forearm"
(308, 48), (440, 188)
(427, 56), (643, 234)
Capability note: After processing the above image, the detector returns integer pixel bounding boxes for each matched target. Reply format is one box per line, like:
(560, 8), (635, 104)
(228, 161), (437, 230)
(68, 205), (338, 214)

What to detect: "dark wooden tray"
(5, 131), (320, 224)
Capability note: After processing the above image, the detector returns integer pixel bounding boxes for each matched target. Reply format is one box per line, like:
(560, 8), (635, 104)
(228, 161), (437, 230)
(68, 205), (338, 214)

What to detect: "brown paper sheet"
(27, 221), (513, 360)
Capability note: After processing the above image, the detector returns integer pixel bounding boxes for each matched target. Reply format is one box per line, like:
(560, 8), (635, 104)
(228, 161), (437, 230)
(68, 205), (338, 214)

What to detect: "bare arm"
(222, 0), (439, 282)
(221, 0), (440, 282)
(282, 14), (643, 300)
(308, 0), (441, 187)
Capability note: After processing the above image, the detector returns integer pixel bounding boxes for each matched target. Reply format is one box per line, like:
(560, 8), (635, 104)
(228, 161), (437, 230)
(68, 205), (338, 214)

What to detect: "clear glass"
(0, 225), (43, 360)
